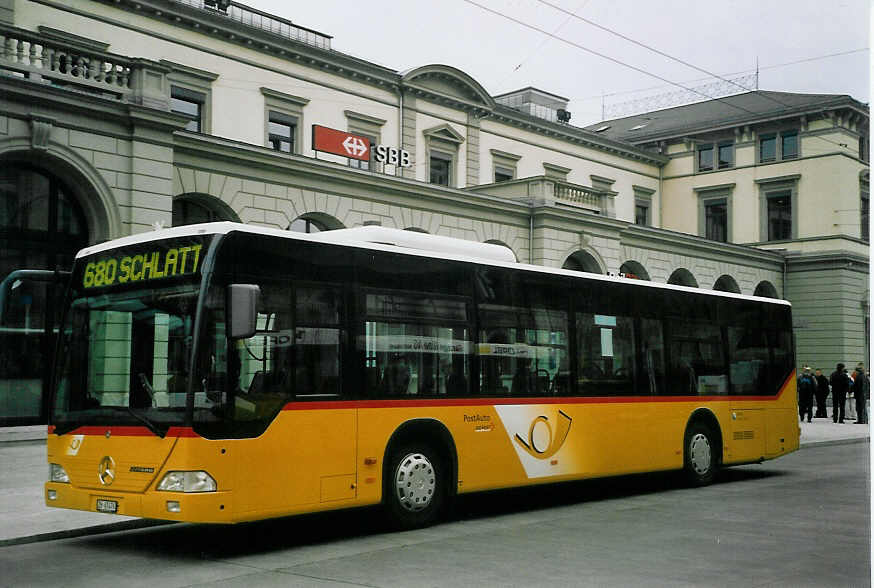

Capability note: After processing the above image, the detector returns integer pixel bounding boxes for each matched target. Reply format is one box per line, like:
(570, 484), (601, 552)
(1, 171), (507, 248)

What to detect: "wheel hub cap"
(689, 433), (712, 475)
(394, 453), (436, 512)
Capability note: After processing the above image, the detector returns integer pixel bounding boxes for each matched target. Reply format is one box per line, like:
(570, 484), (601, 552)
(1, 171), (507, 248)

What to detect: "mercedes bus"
(30, 222), (799, 528)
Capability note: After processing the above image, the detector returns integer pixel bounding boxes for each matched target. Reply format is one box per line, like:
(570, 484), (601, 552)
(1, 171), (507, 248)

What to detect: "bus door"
(576, 312), (655, 475)
(725, 326), (769, 463)
(230, 282), (357, 515)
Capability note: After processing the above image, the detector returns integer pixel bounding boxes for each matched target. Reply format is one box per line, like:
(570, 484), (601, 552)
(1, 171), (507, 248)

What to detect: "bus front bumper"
(45, 482), (233, 523)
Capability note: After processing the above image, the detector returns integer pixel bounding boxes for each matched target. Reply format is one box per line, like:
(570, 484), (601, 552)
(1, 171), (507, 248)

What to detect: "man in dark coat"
(797, 366), (816, 423)
(830, 363), (851, 424)
(853, 363), (868, 424)
(814, 368), (830, 418)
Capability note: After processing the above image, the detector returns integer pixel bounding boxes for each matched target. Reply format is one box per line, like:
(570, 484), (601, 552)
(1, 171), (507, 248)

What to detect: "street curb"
(800, 437), (869, 449)
(0, 519), (174, 547)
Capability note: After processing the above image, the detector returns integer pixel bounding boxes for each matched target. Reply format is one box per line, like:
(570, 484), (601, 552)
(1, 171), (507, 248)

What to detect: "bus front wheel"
(683, 422), (718, 486)
(385, 443), (445, 529)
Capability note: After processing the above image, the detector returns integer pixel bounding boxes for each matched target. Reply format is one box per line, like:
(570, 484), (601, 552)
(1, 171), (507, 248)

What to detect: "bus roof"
(76, 222), (790, 307)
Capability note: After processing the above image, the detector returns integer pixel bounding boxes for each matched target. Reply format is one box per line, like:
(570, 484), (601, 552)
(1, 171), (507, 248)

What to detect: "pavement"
(0, 418), (868, 548)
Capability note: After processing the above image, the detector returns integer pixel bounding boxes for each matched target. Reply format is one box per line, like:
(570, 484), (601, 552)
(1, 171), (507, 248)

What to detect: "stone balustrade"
(552, 181), (603, 210)
(467, 175), (611, 216)
(0, 24), (133, 100)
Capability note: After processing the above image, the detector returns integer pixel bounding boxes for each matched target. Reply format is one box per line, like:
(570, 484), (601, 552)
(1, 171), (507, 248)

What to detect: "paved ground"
(0, 417), (868, 547)
(0, 442), (868, 587)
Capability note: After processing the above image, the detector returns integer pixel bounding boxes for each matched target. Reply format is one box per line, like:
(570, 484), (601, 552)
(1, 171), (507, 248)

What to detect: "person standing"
(853, 363), (868, 424)
(814, 368), (830, 418)
(797, 366), (817, 423)
(830, 363), (851, 424)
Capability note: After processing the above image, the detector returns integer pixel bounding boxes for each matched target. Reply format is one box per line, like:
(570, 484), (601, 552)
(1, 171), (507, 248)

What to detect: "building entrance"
(1, 164), (88, 425)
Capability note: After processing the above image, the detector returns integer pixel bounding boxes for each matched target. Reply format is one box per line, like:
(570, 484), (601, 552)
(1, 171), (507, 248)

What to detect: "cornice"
(171, 131), (533, 223)
(84, 0), (399, 87)
(621, 98), (868, 146)
(785, 250), (869, 273)
(47, 1), (666, 168)
(620, 224), (785, 267)
(490, 105), (668, 166)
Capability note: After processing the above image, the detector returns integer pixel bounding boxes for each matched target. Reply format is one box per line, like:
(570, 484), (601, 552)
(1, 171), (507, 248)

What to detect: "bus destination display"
(81, 242), (205, 289)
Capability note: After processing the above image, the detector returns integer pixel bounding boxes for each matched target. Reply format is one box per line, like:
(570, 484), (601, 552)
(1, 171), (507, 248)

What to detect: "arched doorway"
(0, 164), (89, 425)
(563, 250), (603, 274)
(619, 260), (650, 280)
(713, 274), (741, 293)
(753, 281), (779, 299)
(667, 268), (698, 288)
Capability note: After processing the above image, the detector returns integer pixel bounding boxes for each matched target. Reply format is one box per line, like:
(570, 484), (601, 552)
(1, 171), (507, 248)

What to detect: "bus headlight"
(157, 471), (216, 493)
(49, 463), (70, 483)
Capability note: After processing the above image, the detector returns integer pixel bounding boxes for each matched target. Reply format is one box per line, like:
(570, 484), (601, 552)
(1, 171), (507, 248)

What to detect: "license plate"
(96, 499), (118, 513)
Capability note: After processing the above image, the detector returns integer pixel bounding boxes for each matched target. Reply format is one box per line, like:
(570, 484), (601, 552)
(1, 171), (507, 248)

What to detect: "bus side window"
(476, 270), (569, 398)
(294, 286), (343, 398)
(727, 327), (769, 395)
(576, 313), (635, 396)
(667, 321), (728, 395)
(639, 318), (665, 395)
(363, 291), (471, 398)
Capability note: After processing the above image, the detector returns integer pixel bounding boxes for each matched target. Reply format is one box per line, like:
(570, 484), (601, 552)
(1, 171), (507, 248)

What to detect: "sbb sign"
(312, 125), (370, 161)
(373, 144), (410, 167)
(311, 125), (410, 167)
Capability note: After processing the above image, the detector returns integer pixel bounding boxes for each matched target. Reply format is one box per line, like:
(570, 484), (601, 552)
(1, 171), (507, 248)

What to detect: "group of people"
(797, 362), (868, 424)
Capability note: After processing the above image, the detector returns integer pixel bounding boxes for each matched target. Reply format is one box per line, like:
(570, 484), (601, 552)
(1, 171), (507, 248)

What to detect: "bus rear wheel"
(385, 443), (445, 529)
(684, 422), (718, 486)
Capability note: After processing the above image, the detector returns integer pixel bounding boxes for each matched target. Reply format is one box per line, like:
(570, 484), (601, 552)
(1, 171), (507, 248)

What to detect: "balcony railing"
(467, 176), (609, 215)
(172, 0), (332, 50)
(0, 24), (133, 100)
(553, 181), (602, 210)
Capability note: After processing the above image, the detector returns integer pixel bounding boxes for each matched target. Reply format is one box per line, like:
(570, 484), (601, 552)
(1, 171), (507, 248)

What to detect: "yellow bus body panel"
(46, 378), (799, 524)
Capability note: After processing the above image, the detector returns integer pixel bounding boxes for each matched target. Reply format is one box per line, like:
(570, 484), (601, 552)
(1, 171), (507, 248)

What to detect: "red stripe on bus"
(50, 425), (198, 438)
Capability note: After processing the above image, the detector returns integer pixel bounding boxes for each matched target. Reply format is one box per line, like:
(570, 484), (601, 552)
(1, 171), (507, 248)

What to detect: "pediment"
(423, 123), (465, 145)
(402, 64), (495, 112)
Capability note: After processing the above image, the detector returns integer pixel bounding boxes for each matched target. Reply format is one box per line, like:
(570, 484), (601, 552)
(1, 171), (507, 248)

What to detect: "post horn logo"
(98, 456), (116, 486)
(514, 410), (572, 459)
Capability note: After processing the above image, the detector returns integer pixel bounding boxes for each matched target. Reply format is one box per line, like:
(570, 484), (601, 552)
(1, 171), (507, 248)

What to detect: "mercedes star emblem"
(98, 456), (116, 486)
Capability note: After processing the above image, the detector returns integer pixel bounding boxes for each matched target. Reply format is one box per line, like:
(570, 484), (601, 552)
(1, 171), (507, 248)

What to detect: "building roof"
(584, 91), (868, 143)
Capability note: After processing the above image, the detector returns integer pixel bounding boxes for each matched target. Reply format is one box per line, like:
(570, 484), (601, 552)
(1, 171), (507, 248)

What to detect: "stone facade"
(0, 0), (865, 424)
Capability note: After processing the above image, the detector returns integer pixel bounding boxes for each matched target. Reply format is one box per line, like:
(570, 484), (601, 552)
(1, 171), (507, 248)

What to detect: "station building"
(0, 0), (868, 425)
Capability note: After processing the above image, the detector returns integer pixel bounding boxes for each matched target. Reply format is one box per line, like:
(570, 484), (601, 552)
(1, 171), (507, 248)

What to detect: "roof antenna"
(756, 55), (759, 92)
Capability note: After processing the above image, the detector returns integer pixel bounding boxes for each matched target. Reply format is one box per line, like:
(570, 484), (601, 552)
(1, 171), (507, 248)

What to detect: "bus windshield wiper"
(119, 406), (168, 438)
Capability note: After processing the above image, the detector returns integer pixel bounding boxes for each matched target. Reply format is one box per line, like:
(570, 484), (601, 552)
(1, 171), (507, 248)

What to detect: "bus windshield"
(53, 284), (202, 435)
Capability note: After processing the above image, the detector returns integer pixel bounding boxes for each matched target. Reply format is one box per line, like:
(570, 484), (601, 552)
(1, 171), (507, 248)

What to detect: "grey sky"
(245, 0), (870, 126)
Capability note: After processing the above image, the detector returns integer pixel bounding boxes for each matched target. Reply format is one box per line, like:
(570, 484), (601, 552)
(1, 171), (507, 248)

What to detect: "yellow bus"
(34, 222), (799, 529)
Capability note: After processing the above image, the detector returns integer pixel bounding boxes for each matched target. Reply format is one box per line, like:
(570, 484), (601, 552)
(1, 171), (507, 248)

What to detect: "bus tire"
(683, 422), (718, 486)
(385, 443), (445, 529)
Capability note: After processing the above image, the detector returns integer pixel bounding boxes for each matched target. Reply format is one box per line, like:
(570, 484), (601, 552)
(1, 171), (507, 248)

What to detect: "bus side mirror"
(228, 284), (260, 339)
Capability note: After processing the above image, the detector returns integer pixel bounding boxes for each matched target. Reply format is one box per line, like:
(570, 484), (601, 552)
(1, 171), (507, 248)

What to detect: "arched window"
(667, 268), (698, 288)
(0, 164), (89, 425)
(289, 217), (325, 233)
(485, 240), (517, 262)
(713, 274), (741, 293)
(619, 260), (650, 281)
(172, 194), (238, 227)
(562, 251), (602, 274)
(288, 213), (343, 234)
(753, 281), (779, 299)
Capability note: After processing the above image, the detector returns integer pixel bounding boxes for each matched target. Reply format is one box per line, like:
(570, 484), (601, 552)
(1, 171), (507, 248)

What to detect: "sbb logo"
(374, 145), (411, 167)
